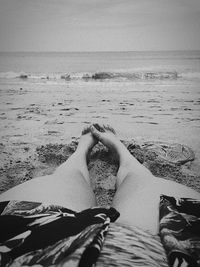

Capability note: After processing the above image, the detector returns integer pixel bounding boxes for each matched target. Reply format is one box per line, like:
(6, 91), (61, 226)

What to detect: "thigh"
(112, 176), (200, 234)
(0, 173), (96, 211)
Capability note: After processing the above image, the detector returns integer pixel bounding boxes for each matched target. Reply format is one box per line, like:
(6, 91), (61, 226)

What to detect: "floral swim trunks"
(159, 195), (200, 267)
(0, 195), (199, 267)
(0, 201), (119, 267)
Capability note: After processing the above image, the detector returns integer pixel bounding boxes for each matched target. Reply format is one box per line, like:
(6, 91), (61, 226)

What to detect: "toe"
(90, 125), (102, 141)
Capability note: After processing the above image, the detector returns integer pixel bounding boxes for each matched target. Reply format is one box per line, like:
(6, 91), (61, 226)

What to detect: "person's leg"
(90, 125), (200, 234)
(0, 130), (97, 211)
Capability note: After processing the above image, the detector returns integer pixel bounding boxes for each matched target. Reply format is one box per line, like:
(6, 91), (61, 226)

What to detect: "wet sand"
(0, 79), (200, 203)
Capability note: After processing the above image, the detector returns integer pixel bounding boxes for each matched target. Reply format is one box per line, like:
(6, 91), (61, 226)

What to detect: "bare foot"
(76, 127), (98, 157)
(90, 124), (132, 164)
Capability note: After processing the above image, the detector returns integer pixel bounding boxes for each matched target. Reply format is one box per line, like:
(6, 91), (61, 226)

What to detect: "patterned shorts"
(159, 195), (200, 267)
(0, 195), (199, 267)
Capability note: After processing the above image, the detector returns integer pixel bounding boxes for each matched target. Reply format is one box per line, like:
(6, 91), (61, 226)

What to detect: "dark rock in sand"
(18, 73), (28, 79)
(92, 72), (114, 80)
(60, 74), (71, 80)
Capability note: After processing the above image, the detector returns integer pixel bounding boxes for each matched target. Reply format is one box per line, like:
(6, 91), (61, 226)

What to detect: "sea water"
(0, 50), (200, 78)
(0, 51), (200, 163)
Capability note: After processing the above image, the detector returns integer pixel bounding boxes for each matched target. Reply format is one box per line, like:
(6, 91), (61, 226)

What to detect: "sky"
(0, 0), (200, 52)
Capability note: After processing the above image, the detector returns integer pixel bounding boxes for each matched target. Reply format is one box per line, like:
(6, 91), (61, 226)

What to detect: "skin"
(0, 124), (200, 234)
(0, 131), (97, 211)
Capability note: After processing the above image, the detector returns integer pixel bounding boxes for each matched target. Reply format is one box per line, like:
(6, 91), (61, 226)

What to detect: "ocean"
(0, 50), (200, 79)
(0, 50), (200, 167)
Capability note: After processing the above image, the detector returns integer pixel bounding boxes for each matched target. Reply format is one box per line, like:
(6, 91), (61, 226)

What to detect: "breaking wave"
(0, 70), (200, 82)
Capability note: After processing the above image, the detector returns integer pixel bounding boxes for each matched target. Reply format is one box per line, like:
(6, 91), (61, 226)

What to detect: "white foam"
(0, 69), (199, 82)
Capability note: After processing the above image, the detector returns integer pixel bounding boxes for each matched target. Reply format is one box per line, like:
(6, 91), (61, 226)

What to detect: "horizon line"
(0, 49), (200, 53)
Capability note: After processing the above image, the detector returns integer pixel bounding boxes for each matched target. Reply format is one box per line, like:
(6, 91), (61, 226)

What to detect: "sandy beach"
(1, 1), (200, 265)
(0, 71), (200, 204)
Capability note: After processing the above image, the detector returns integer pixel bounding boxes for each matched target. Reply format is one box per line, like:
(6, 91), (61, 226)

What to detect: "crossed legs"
(0, 125), (200, 235)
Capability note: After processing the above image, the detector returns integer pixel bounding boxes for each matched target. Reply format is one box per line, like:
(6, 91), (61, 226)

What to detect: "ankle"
(71, 148), (88, 162)
(116, 142), (133, 165)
